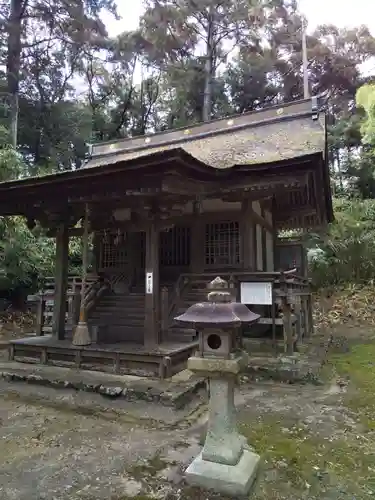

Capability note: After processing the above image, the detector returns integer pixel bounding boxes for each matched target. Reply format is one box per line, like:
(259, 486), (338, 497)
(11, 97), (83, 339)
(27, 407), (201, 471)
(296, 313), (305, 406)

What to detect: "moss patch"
(329, 342), (375, 430)
(128, 450), (176, 482)
(237, 342), (375, 498)
(240, 417), (374, 497)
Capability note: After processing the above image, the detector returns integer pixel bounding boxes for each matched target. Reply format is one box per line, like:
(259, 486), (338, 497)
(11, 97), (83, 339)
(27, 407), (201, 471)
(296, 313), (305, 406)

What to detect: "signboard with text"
(240, 282), (272, 305)
(146, 272), (153, 294)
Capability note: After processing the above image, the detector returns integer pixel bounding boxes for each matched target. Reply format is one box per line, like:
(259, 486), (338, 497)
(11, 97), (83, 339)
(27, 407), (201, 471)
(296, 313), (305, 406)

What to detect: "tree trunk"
(7, 0), (23, 148)
(202, 10), (215, 122)
(337, 150), (343, 192)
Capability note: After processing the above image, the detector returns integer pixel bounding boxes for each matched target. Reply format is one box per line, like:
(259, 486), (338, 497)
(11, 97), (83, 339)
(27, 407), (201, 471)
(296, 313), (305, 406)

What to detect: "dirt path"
(0, 328), (374, 500)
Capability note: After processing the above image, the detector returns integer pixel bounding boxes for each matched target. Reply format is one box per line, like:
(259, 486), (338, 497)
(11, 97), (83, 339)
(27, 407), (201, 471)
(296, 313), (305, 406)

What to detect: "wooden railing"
(160, 274), (190, 335)
(160, 269), (312, 354)
(28, 275), (100, 336)
(28, 272), (136, 336)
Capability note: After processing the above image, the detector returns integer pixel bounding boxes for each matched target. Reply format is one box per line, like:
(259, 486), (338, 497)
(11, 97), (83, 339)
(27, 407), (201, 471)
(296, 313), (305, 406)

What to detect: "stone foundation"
(0, 361), (205, 409)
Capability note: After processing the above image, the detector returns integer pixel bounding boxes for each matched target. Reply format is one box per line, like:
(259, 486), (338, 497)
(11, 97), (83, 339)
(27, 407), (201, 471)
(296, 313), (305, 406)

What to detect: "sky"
(104, 0), (375, 36)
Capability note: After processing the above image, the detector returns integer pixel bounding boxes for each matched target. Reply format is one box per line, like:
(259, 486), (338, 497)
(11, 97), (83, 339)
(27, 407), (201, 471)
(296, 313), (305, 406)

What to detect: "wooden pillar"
(160, 287), (169, 339)
(241, 199), (255, 270)
(144, 221), (160, 349)
(191, 217), (205, 273)
(280, 275), (294, 355)
(92, 232), (100, 275)
(36, 296), (45, 336)
(52, 224), (69, 340)
(127, 231), (137, 288)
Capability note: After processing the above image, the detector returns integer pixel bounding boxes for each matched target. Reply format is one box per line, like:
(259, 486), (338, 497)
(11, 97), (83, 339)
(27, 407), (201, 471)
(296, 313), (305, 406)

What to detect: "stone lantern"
(175, 277), (261, 496)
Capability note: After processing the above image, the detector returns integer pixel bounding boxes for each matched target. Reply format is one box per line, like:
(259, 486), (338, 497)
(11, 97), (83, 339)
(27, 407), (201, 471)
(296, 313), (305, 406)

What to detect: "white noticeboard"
(146, 272), (153, 294)
(240, 282), (273, 305)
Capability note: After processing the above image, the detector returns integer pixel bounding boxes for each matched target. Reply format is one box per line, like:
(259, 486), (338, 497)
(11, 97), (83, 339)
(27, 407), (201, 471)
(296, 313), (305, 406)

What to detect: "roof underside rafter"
(0, 97), (333, 230)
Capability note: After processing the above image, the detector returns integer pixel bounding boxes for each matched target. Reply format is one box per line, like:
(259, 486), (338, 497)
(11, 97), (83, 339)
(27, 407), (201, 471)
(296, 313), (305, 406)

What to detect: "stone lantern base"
(185, 448), (260, 496)
(185, 354), (260, 496)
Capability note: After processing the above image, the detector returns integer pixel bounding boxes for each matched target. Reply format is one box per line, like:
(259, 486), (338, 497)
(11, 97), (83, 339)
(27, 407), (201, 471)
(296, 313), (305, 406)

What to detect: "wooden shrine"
(1, 97), (333, 377)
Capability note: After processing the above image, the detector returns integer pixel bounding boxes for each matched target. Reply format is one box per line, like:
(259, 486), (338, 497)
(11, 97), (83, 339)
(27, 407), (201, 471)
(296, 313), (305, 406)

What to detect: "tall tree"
(6, 0), (23, 147)
(140, 0), (272, 122)
(3, 0), (117, 149)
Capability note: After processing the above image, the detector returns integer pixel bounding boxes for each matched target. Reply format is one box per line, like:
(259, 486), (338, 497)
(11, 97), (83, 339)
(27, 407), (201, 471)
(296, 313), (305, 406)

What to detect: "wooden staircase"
(87, 278), (203, 345)
(88, 291), (145, 344)
(165, 283), (204, 343)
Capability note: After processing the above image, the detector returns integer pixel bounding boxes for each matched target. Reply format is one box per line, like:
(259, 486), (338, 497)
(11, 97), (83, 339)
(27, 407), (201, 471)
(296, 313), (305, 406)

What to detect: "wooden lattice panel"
(205, 221), (240, 266)
(99, 231), (128, 270)
(160, 226), (191, 266)
(134, 232), (146, 269)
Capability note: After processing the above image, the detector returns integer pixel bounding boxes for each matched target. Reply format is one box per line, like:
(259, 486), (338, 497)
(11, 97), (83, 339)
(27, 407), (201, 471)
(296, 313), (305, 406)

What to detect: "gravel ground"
(0, 328), (374, 500)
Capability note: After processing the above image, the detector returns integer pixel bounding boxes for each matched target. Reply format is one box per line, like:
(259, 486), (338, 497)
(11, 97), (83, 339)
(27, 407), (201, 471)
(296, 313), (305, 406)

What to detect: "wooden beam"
(240, 199), (255, 270)
(217, 184), (307, 203)
(249, 207), (273, 233)
(144, 221), (160, 349)
(52, 224), (69, 340)
(274, 207), (316, 222)
(162, 174), (207, 195)
(207, 172), (309, 195)
(47, 226), (83, 237)
(190, 203), (205, 273)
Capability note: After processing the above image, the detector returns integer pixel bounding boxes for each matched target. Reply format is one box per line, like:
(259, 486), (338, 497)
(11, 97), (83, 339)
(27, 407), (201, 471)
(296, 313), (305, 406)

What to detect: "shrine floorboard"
(8, 335), (198, 378)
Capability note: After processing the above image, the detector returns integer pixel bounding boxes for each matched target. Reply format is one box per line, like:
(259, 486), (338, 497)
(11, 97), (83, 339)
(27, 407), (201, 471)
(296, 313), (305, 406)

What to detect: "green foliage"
(0, 216), (83, 293)
(0, 139), (55, 291)
(0, 129), (82, 294)
(0, 125), (25, 180)
(0, 218), (55, 291)
(356, 84), (375, 146)
(308, 198), (375, 288)
(331, 342), (375, 430)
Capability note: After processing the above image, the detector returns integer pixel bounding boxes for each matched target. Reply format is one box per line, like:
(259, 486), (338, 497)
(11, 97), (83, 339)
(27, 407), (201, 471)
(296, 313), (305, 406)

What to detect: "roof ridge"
(90, 101), (320, 160)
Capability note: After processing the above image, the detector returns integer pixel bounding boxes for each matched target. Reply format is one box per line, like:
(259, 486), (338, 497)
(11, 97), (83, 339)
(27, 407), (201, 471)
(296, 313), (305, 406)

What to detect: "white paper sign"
(240, 282), (272, 305)
(146, 272), (153, 294)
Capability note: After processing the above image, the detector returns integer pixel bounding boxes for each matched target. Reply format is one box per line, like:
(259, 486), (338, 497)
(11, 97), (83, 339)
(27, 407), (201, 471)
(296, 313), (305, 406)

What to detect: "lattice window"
(205, 221), (240, 266)
(99, 231), (128, 269)
(160, 226), (191, 266)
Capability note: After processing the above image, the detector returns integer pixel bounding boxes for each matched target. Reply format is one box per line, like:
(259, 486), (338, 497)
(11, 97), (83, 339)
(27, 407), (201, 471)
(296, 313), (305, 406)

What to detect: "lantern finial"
(207, 276), (232, 304)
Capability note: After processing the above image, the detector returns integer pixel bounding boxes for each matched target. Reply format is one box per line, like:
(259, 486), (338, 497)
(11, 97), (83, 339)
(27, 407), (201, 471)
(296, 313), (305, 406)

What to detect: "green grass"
(239, 418), (374, 496)
(237, 342), (375, 498)
(330, 342), (375, 430)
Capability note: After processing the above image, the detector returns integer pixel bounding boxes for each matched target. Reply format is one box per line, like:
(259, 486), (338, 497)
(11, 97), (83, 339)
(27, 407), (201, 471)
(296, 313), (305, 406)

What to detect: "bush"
(308, 198), (375, 289)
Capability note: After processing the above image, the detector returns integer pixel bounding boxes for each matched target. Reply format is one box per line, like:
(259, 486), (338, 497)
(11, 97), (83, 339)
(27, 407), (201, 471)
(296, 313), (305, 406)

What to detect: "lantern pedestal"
(176, 277), (261, 496)
(185, 354), (260, 496)
(185, 448), (259, 496)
